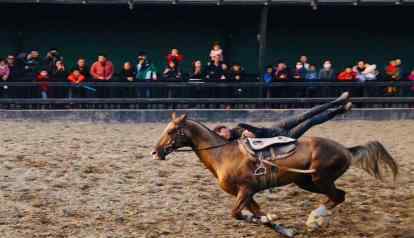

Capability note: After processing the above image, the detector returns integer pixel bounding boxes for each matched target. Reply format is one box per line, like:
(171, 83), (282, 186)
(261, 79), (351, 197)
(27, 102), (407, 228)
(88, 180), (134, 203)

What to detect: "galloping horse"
(152, 113), (398, 235)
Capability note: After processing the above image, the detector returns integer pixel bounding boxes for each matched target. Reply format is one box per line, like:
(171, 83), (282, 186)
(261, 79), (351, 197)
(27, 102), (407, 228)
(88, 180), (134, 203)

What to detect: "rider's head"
(213, 125), (232, 140)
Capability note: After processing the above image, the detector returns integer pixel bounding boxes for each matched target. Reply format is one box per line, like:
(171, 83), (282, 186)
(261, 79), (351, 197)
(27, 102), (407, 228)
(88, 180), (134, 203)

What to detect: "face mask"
(323, 63), (332, 69)
(296, 65), (303, 69)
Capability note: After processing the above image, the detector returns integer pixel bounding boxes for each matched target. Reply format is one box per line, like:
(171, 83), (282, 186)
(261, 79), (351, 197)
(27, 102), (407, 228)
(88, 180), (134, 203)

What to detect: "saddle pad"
(247, 136), (296, 151)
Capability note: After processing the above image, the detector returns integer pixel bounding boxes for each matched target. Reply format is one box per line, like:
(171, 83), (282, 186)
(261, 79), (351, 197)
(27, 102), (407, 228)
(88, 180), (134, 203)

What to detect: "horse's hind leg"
(314, 181), (345, 209)
(305, 180), (346, 230)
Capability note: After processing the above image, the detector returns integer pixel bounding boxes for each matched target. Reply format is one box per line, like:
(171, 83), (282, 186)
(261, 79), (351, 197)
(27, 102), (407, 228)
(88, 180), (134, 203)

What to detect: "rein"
(174, 141), (232, 152)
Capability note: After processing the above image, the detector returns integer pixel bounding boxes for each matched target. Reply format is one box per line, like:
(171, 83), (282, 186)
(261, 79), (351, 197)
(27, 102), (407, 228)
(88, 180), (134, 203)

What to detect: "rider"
(213, 92), (352, 141)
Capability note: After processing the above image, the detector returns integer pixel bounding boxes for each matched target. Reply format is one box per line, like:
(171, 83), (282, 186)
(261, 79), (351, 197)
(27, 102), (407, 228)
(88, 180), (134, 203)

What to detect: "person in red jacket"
(36, 70), (50, 99)
(89, 55), (114, 81)
(337, 67), (356, 81)
(89, 54), (114, 97)
(166, 48), (184, 66)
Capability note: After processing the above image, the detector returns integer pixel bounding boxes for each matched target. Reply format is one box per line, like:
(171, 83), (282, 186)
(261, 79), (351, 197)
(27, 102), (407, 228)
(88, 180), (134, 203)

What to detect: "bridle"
(164, 125), (232, 153)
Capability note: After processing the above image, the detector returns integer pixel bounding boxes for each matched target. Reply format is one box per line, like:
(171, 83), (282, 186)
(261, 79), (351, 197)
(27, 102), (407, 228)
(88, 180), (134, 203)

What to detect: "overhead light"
(352, 0), (359, 6)
(216, 0), (223, 6)
(128, 0), (134, 10)
(310, 0), (318, 10)
(264, 0), (271, 6)
(82, 0), (87, 4)
(172, 0), (177, 5)
(395, 0), (403, 5)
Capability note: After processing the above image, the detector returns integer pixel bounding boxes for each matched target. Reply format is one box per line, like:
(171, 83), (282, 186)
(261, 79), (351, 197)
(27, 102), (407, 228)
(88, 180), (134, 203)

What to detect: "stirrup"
(254, 154), (266, 176)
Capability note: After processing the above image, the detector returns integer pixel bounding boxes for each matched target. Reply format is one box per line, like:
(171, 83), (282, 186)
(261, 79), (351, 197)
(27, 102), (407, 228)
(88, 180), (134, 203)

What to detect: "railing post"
(257, 4), (269, 79)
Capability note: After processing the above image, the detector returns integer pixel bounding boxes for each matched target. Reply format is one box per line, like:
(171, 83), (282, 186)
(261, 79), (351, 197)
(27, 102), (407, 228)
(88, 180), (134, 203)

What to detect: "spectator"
(395, 59), (405, 78)
(305, 64), (318, 80)
(0, 58), (10, 81)
(72, 58), (90, 78)
(319, 60), (335, 80)
(385, 59), (402, 81)
(353, 60), (366, 77)
(121, 62), (136, 82)
(206, 55), (225, 81)
(68, 69), (86, 85)
(117, 61), (136, 97)
(292, 62), (307, 80)
(24, 50), (41, 76)
(407, 69), (414, 94)
(229, 64), (245, 97)
(43, 48), (63, 73)
(305, 64), (319, 97)
(90, 55), (114, 81)
(229, 63), (244, 81)
(52, 60), (68, 81)
(166, 48), (184, 66)
(273, 62), (290, 80)
(0, 59), (10, 98)
(136, 52), (157, 81)
(355, 63), (378, 82)
(67, 69), (86, 98)
(221, 63), (230, 80)
(6, 54), (23, 81)
(299, 55), (310, 70)
(188, 60), (204, 81)
(163, 60), (182, 81)
(36, 70), (50, 99)
(263, 65), (273, 98)
(210, 42), (223, 62)
(337, 67), (357, 81)
(385, 59), (402, 96)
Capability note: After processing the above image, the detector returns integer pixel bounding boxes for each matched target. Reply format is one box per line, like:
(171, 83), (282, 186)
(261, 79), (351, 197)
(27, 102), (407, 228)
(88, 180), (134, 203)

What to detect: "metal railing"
(0, 80), (413, 109)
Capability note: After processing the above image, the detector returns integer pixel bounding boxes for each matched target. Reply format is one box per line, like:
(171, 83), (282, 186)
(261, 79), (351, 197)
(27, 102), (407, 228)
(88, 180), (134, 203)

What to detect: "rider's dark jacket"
(229, 123), (289, 141)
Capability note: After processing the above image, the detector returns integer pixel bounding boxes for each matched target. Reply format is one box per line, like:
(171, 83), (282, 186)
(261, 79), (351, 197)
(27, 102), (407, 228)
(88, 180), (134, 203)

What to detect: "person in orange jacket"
(67, 69), (86, 98)
(68, 69), (86, 85)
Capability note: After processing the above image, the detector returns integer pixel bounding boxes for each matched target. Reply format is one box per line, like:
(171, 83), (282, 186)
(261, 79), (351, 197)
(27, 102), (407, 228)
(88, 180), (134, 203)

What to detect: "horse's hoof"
(266, 213), (278, 222)
(306, 206), (331, 231)
(272, 223), (297, 237)
(260, 215), (271, 224)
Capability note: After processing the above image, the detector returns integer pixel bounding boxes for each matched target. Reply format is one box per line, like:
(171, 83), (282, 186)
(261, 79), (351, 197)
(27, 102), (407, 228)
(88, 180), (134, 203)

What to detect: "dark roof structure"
(0, 0), (412, 5)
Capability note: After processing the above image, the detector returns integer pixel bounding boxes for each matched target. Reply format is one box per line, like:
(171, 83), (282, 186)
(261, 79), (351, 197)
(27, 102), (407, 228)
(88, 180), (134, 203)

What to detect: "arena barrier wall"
(1, 109), (414, 123)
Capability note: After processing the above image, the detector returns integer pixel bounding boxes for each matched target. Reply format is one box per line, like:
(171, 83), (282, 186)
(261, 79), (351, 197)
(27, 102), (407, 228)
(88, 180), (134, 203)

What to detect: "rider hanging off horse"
(152, 92), (398, 237)
(213, 91), (352, 141)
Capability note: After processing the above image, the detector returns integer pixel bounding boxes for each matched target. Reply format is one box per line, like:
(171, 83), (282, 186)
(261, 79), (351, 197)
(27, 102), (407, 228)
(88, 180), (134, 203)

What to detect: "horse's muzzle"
(151, 149), (166, 160)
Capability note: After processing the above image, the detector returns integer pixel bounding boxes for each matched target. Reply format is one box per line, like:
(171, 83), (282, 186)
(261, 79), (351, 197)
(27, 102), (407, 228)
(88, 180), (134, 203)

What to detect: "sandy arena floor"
(0, 120), (413, 238)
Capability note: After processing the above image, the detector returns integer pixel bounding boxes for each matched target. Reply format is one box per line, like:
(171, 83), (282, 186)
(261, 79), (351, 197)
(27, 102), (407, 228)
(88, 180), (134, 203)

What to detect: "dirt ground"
(0, 120), (413, 238)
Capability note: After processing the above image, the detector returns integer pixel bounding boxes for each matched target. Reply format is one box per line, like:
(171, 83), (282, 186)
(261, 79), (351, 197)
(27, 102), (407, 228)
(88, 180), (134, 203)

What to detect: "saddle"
(241, 136), (297, 161)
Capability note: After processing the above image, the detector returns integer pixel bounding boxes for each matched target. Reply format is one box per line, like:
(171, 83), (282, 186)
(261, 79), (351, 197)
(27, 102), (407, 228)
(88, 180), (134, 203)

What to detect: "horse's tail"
(348, 141), (398, 181)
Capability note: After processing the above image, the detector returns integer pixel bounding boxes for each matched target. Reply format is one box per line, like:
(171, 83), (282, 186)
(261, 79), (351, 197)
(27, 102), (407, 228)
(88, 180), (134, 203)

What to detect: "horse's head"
(151, 112), (192, 160)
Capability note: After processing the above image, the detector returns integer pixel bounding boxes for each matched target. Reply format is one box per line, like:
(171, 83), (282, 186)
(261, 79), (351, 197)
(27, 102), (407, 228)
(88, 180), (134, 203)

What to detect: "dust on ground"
(0, 120), (413, 238)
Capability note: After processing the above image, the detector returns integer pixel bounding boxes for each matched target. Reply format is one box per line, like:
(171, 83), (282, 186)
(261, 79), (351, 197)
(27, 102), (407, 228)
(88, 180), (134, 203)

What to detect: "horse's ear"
(174, 113), (187, 124)
(180, 113), (187, 122)
(171, 112), (177, 120)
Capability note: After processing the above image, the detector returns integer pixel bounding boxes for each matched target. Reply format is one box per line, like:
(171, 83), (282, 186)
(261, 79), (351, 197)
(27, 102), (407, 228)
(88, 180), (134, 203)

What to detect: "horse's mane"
(186, 119), (228, 142)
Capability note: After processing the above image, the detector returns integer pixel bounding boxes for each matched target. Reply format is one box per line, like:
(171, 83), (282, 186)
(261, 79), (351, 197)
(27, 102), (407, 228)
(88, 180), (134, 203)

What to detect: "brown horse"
(152, 113), (398, 235)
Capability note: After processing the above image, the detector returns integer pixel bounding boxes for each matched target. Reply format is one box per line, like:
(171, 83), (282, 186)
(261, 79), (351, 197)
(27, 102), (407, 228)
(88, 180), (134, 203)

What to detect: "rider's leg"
(272, 92), (349, 130)
(287, 103), (352, 139)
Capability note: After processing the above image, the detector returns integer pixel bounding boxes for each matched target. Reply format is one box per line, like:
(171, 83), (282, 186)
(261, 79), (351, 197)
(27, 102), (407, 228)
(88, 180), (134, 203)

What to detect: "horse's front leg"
(245, 199), (274, 224)
(230, 186), (252, 220)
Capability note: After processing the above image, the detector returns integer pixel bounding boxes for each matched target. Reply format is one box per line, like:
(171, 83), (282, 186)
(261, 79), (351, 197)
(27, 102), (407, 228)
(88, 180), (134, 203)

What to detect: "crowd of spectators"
(1, 42), (414, 98)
